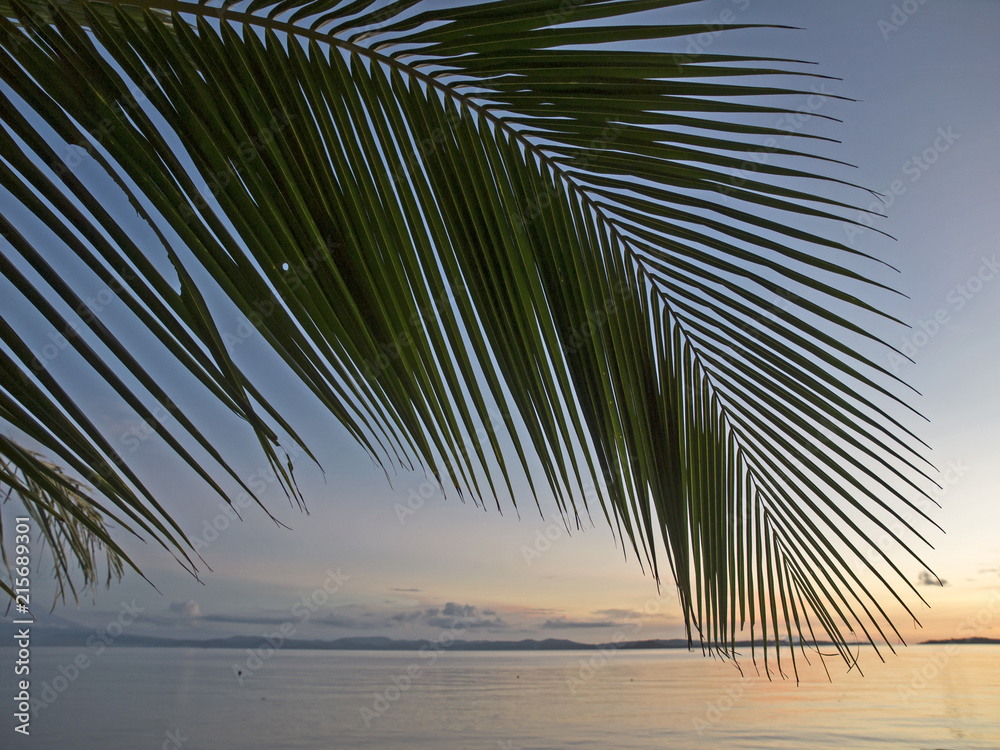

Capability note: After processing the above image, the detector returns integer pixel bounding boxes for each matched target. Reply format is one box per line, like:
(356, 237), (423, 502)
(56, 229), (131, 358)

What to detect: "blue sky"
(4, 0), (1000, 652)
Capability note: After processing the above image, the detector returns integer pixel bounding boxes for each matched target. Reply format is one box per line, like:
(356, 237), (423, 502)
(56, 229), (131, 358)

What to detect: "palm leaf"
(1, 441), (126, 607)
(0, 0), (938, 673)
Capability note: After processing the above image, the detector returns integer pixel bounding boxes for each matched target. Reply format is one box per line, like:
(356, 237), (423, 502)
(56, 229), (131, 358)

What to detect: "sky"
(3, 0), (1000, 661)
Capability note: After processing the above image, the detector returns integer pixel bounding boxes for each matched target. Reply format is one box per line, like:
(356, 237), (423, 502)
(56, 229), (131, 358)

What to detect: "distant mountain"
(25, 620), (976, 651)
(6, 618), (997, 651)
(0, 621), (696, 651)
(920, 637), (1000, 645)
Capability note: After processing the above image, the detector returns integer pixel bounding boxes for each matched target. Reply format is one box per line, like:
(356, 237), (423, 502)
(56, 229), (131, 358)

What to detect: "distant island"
(3, 621), (996, 651)
(12, 627), (698, 651)
(919, 637), (1000, 646)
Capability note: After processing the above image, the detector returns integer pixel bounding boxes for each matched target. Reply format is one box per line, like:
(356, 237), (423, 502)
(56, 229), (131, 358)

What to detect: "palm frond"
(0, 0), (938, 673)
(1, 440), (126, 606)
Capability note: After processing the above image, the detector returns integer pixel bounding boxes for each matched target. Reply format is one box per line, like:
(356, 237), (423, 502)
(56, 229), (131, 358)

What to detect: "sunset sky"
(5, 0), (999, 656)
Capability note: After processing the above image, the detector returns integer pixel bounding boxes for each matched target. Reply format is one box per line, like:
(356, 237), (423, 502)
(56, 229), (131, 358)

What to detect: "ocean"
(2, 645), (998, 748)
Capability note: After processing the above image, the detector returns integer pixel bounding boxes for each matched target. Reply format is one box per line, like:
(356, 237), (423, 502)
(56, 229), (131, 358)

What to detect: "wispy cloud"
(918, 570), (948, 587)
(591, 608), (633, 619)
(509, 606), (563, 617)
(168, 600), (201, 619)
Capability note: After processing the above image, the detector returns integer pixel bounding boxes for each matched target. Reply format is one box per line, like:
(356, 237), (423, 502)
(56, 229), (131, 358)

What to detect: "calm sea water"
(2, 645), (998, 748)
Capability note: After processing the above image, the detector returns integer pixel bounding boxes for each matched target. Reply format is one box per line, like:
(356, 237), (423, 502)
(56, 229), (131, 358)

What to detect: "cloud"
(424, 602), (506, 630)
(390, 611), (425, 624)
(425, 616), (505, 630)
(390, 588), (421, 593)
(168, 600), (201, 619)
(592, 608), (633, 619)
(443, 602), (477, 618)
(152, 600), (510, 636)
(542, 618), (618, 629)
(379, 602), (509, 631)
(918, 570), (948, 587)
(512, 607), (563, 616)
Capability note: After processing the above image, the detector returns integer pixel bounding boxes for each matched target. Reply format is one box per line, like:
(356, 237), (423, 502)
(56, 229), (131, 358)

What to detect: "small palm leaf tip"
(0, 0), (938, 672)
